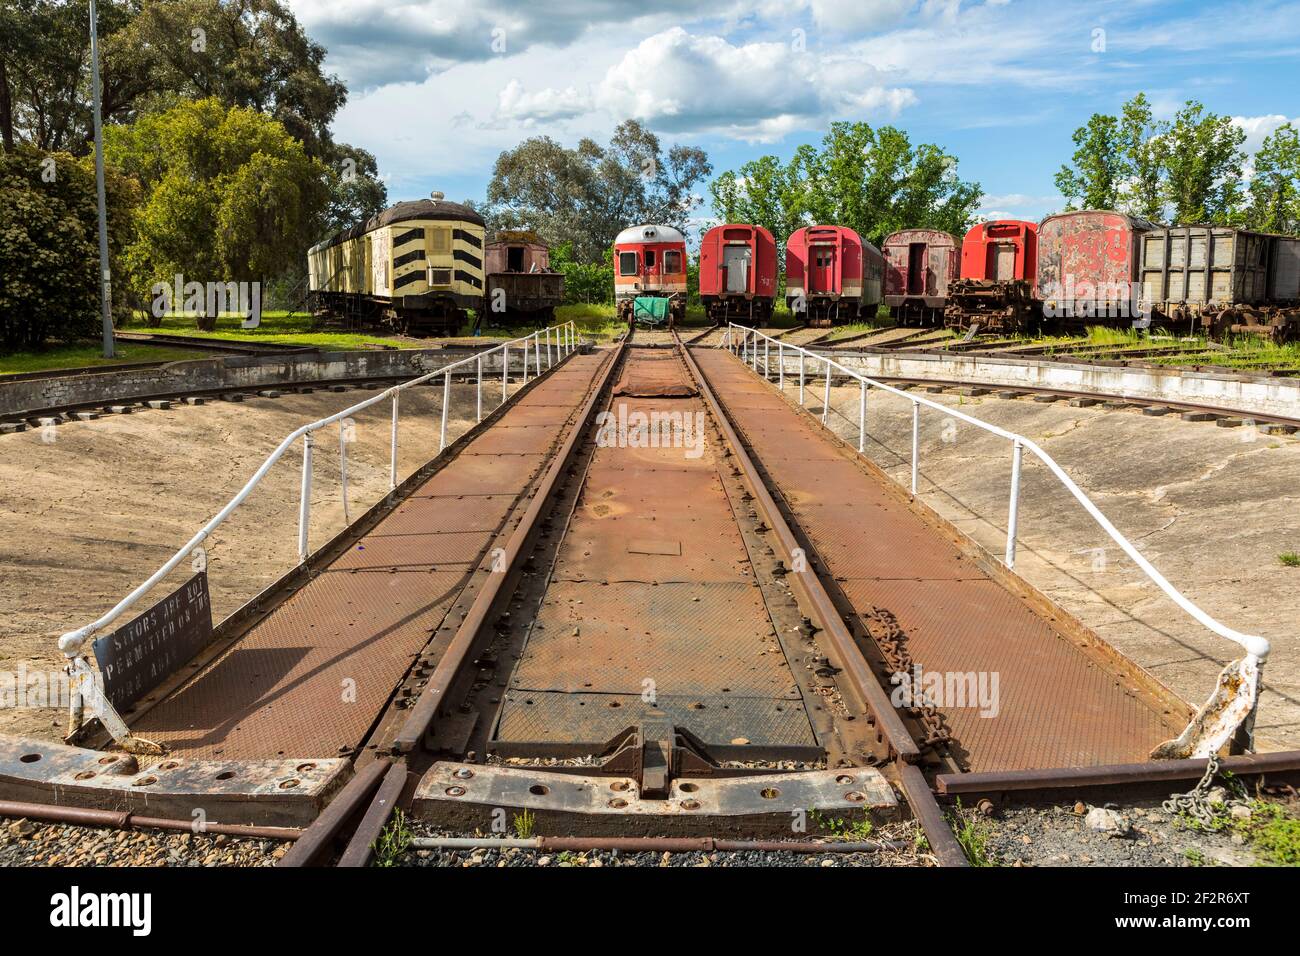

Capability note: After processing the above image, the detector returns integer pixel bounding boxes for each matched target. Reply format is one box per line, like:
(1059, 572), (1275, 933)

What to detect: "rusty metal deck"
(494, 348), (819, 754)
(691, 346), (1186, 772)
(127, 353), (613, 760)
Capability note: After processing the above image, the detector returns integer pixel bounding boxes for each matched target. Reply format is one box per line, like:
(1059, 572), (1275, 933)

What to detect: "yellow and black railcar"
(308, 193), (485, 335)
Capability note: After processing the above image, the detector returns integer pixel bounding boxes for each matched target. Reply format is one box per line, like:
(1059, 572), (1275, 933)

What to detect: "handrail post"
(338, 422), (351, 526)
(534, 331), (541, 376)
(476, 354), (483, 422)
(911, 399), (920, 497)
(778, 342), (785, 389)
(547, 327), (553, 368)
(389, 393), (399, 490)
(440, 370), (451, 452)
(298, 432), (314, 563)
(1006, 439), (1024, 569)
(764, 337), (770, 380)
(858, 379), (867, 453)
(522, 338), (530, 383)
(822, 357), (831, 424)
(502, 344), (509, 402)
(799, 351), (805, 404)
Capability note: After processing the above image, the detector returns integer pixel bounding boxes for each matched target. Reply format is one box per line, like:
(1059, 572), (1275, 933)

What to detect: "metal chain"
(860, 605), (952, 749)
(1162, 753), (1223, 826)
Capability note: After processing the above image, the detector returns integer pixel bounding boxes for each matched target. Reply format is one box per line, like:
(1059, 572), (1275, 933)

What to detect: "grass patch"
(1280, 552), (1300, 568)
(0, 341), (212, 376)
(808, 809), (875, 840)
(512, 807), (536, 840)
(371, 809), (413, 867)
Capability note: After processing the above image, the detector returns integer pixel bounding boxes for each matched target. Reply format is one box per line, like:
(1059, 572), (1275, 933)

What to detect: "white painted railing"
(725, 323), (1271, 665)
(58, 321), (580, 659)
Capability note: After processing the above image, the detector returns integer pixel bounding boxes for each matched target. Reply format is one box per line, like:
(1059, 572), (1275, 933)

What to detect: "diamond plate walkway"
(494, 348), (819, 755)
(691, 346), (1187, 772)
(129, 353), (613, 760)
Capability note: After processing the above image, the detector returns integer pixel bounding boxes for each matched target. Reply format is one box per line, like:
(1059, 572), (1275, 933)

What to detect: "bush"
(0, 145), (137, 350)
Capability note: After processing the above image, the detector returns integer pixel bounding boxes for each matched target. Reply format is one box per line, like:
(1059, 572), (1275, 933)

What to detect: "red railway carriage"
(945, 220), (1039, 333)
(613, 224), (688, 327)
(883, 229), (961, 325)
(785, 225), (883, 326)
(698, 223), (778, 322)
(1036, 210), (1158, 325)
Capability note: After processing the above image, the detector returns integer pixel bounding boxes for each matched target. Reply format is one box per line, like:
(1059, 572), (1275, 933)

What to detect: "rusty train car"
(785, 225), (884, 326)
(614, 224), (688, 327)
(945, 220), (1040, 334)
(1137, 226), (1300, 339)
(883, 229), (960, 325)
(698, 223), (778, 322)
(483, 230), (564, 324)
(1036, 210), (1158, 327)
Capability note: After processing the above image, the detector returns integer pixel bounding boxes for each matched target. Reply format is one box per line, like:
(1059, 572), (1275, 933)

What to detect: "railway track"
(6, 327), (1299, 869)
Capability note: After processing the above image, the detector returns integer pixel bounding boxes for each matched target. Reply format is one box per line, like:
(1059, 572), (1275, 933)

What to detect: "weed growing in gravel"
(1279, 552), (1300, 567)
(809, 809), (875, 840)
(1246, 803), (1300, 866)
(372, 810), (413, 867)
(948, 801), (996, 867)
(513, 808), (535, 840)
(1183, 848), (1209, 867)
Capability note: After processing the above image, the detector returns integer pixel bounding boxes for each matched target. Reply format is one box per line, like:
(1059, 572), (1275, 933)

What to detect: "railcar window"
(430, 228), (451, 255)
(645, 249), (657, 269)
(429, 267), (452, 286)
(664, 250), (682, 274)
(619, 251), (638, 275)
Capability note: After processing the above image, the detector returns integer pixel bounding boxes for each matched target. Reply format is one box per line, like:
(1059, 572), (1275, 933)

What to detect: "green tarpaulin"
(632, 296), (671, 325)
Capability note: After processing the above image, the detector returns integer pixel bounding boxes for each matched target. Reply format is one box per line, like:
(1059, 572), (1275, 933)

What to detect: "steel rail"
(679, 334), (968, 866)
(726, 324), (1273, 665)
(56, 321), (579, 659)
(391, 338), (625, 753)
(278, 758), (392, 867)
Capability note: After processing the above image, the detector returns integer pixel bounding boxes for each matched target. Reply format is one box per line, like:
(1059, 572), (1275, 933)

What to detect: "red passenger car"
(785, 225), (883, 326)
(1036, 210), (1157, 325)
(883, 229), (961, 325)
(698, 223), (778, 322)
(945, 220), (1039, 333)
(613, 224), (688, 327)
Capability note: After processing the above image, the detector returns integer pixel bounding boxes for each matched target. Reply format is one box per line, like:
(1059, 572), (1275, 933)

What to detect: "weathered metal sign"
(92, 572), (213, 711)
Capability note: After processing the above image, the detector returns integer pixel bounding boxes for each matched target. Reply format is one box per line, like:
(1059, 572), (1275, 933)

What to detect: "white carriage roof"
(615, 224), (686, 245)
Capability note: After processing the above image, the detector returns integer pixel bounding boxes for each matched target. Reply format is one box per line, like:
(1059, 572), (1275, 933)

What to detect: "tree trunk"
(0, 56), (14, 149)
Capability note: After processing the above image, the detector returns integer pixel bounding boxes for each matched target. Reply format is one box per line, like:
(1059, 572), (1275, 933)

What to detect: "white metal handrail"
(725, 323), (1271, 664)
(58, 321), (581, 658)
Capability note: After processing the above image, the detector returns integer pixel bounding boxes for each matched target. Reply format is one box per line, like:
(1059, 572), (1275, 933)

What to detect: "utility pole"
(89, 0), (115, 358)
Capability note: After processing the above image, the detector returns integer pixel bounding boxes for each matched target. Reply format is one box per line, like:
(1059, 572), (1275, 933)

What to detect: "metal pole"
(1006, 439), (1024, 569)
(339, 424), (351, 526)
(522, 338), (529, 383)
(778, 342), (785, 390)
(476, 354), (483, 423)
(822, 359), (831, 425)
(298, 433), (314, 562)
(911, 400), (920, 497)
(534, 332), (541, 376)
(389, 393), (399, 490)
(547, 328), (553, 368)
(440, 371), (451, 452)
(858, 379), (867, 453)
(502, 344), (509, 402)
(798, 352), (805, 404)
(764, 338), (770, 380)
(88, 0), (114, 359)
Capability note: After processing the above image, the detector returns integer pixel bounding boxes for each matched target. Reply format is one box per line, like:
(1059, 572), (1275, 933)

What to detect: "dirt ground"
(0, 380), (515, 740)
(796, 375), (1300, 747)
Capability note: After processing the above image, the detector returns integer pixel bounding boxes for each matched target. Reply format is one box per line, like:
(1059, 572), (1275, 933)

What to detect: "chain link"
(1162, 753), (1224, 827)
(860, 605), (952, 749)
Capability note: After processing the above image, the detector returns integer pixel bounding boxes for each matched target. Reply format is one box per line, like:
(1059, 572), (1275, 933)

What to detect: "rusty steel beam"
(336, 762), (411, 868)
(278, 758), (391, 867)
(897, 763), (969, 868)
(677, 337), (920, 764)
(0, 799), (301, 842)
(393, 344), (624, 753)
(935, 750), (1300, 796)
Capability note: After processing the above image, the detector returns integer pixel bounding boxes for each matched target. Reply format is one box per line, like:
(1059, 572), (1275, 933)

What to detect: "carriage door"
(724, 244), (752, 293)
(907, 243), (927, 294)
(507, 245), (524, 272)
(988, 242), (1017, 281)
(810, 244), (836, 294)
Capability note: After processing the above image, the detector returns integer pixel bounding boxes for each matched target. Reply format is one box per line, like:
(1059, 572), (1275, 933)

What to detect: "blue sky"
(286, 0), (1300, 228)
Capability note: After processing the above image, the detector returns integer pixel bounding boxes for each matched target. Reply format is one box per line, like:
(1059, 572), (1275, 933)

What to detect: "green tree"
(0, 145), (139, 348)
(1246, 122), (1300, 233)
(1118, 93), (1167, 220)
(105, 98), (328, 313)
(1055, 112), (1125, 211)
(709, 122), (981, 249)
(484, 120), (711, 262)
(1160, 101), (1246, 224)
